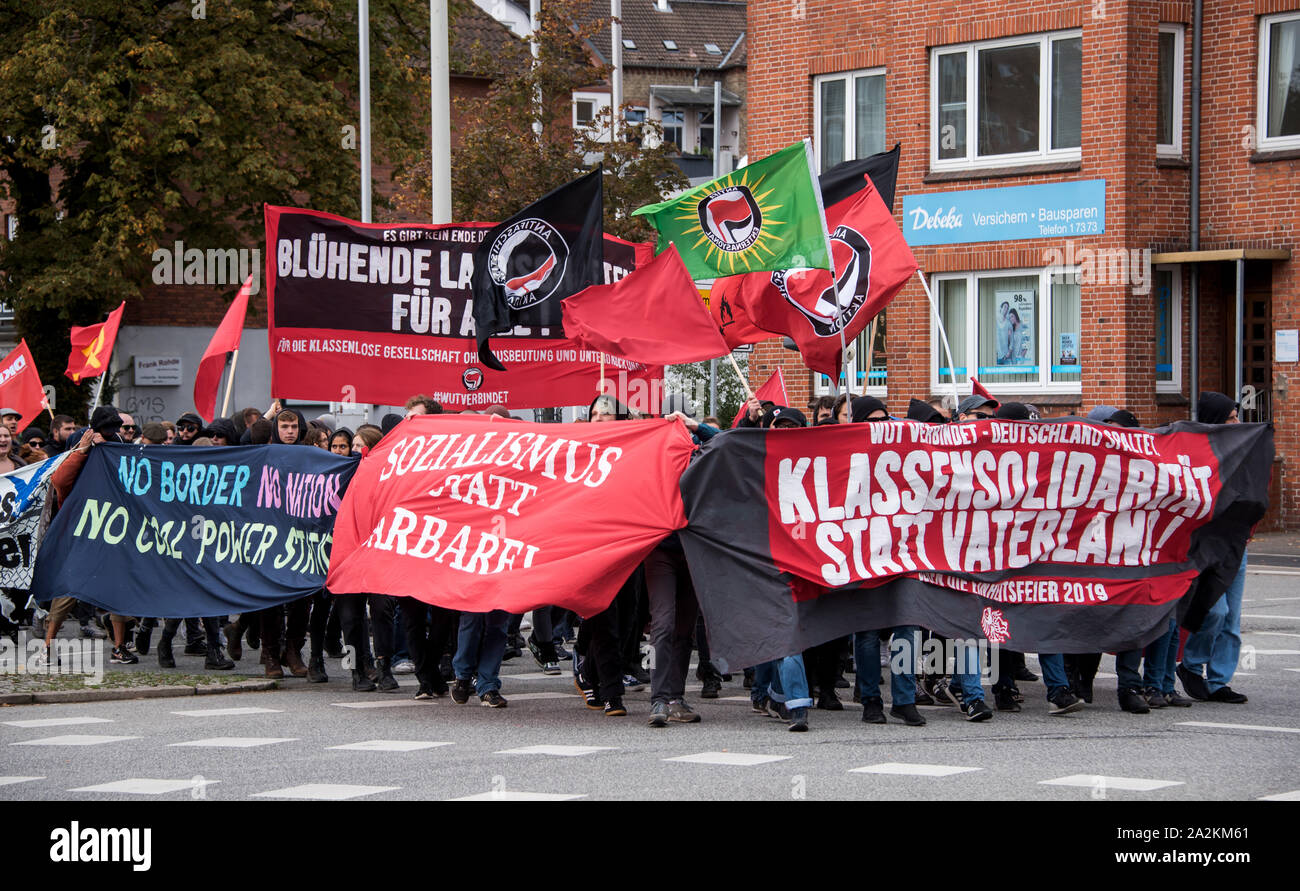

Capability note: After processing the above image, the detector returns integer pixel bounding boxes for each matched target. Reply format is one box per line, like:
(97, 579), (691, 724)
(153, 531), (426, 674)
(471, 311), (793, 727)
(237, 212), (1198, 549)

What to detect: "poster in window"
(1057, 332), (1078, 366)
(994, 289), (1035, 366)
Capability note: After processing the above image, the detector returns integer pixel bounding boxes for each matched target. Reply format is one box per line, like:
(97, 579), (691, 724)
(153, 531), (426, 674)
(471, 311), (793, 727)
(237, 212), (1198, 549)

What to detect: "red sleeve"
(51, 447), (89, 508)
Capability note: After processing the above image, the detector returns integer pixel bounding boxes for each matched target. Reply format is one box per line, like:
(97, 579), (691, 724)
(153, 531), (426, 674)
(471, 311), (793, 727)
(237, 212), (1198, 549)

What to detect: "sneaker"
(890, 703), (927, 726)
(1048, 687), (1085, 716)
(648, 700), (670, 727)
(451, 677), (473, 704)
(788, 707), (809, 732)
(700, 675), (721, 699)
(573, 670), (602, 710)
(913, 682), (934, 707)
(414, 684), (441, 701)
(439, 653), (454, 682)
(993, 686), (1022, 712)
(622, 672), (645, 692)
(603, 698), (627, 717)
(183, 641), (207, 656)
(1207, 685), (1248, 704)
(526, 635), (549, 667)
(1118, 687), (1150, 713)
(1176, 663), (1210, 701)
(751, 696), (772, 716)
(743, 667), (754, 689)
(1143, 687), (1168, 709)
(134, 626), (152, 655)
(29, 644), (48, 670)
(769, 699), (791, 721)
(541, 661), (561, 676)
(480, 690), (508, 708)
(555, 647), (573, 661)
(816, 691), (843, 711)
(667, 700), (701, 723)
(391, 658), (415, 674)
(833, 673), (851, 689)
(629, 665), (650, 685)
(932, 679), (963, 707)
(860, 696), (885, 724)
(81, 622), (106, 640)
(110, 646), (138, 665)
(1014, 666), (1039, 682)
(962, 698), (994, 722)
(1163, 690), (1194, 707)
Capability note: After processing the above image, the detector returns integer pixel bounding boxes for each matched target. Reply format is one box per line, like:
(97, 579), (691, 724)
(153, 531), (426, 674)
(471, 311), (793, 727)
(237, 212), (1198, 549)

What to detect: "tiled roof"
(450, 0), (523, 76)
(583, 0), (746, 71)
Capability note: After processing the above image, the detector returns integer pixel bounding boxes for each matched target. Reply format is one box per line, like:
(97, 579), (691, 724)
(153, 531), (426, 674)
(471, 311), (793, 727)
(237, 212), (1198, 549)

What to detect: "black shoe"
(913, 681), (934, 706)
(700, 675), (721, 699)
(156, 637), (175, 669)
(414, 683), (442, 700)
(1014, 666), (1039, 682)
(1073, 678), (1094, 703)
(439, 653), (454, 682)
(788, 707), (809, 731)
(324, 639), (346, 659)
(307, 654), (328, 683)
(375, 658), (400, 693)
(962, 698), (994, 722)
(769, 699), (791, 721)
(110, 646), (138, 665)
(134, 627), (152, 656)
(833, 673), (850, 689)
(890, 703), (926, 726)
(629, 665), (650, 685)
(1207, 685), (1248, 703)
(603, 698), (627, 717)
(183, 641), (207, 656)
(245, 625), (260, 651)
(573, 670), (602, 710)
(933, 680), (963, 707)
(479, 690), (508, 708)
(1048, 687), (1084, 716)
(204, 646), (235, 671)
(861, 696), (886, 724)
(1143, 687), (1168, 709)
(451, 677), (473, 704)
(1118, 687), (1150, 713)
(816, 691), (843, 711)
(743, 667), (754, 689)
(351, 669), (377, 692)
(994, 686), (1022, 712)
(751, 696), (772, 716)
(222, 623), (241, 661)
(502, 645), (522, 661)
(1176, 663), (1211, 700)
(1163, 690), (1194, 707)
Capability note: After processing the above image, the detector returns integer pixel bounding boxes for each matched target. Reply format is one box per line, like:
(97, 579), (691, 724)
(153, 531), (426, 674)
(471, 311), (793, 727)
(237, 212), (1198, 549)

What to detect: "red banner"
(0, 340), (48, 430)
(264, 206), (663, 411)
(326, 414), (694, 616)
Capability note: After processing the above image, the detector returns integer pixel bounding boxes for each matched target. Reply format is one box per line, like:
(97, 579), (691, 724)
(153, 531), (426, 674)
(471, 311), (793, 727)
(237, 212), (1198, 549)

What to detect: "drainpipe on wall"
(1189, 0), (1202, 419)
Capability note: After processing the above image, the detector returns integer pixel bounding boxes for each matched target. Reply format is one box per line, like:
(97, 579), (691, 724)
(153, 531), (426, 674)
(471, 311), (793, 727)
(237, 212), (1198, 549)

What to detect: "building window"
(930, 31), (1082, 170)
(661, 109), (684, 150)
(698, 110), (714, 153)
(813, 311), (888, 397)
(575, 99), (595, 127)
(1158, 25), (1184, 155)
(622, 38), (636, 50)
(931, 268), (1082, 393)
(662, 39), (677, 51)
(624, 107), (647, 125)
(1258, 12), (1300, 150)
(813, 68), (886, 173)
(1154, 265), (1181, 391)
(705, 43), (721, 55)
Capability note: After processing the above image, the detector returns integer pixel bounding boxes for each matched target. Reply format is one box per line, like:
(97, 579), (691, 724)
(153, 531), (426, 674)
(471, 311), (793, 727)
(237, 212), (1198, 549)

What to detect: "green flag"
(632, 140), (832, 280)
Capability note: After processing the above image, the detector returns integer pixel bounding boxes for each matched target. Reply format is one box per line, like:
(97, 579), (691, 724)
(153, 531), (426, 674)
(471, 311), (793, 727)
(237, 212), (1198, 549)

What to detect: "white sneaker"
(29, 644), (48, 670)
(391, 658), (416, 674)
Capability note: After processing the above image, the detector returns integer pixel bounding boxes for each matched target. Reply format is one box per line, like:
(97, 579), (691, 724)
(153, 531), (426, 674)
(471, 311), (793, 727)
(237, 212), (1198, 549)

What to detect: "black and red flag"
(472, 167), (604, 371)
(678, 418), (1272, 671)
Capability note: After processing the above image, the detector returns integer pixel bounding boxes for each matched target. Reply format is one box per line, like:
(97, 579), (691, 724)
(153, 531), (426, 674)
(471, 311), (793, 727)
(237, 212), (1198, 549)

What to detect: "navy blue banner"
(31, 444), (357, 618)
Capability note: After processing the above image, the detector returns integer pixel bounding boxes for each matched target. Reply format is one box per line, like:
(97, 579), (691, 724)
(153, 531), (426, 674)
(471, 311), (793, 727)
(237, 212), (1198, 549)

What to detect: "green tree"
(0, 1), (428, 416)
(666, 354), (748, 428)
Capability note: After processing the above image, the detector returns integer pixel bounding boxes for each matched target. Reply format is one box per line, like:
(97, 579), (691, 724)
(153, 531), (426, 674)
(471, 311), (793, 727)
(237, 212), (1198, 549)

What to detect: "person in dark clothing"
(174, 412), (204, 445)
(905, 398), (946, 424)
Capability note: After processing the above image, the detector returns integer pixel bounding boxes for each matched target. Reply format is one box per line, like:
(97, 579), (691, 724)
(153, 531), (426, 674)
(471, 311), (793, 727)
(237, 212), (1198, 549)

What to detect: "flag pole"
(916, 269), (961, 411)
(599, 353), (606, 394)
(220, 349), (240, 419)
(726, 352), (755, 400)
(89, 347), (113, 413)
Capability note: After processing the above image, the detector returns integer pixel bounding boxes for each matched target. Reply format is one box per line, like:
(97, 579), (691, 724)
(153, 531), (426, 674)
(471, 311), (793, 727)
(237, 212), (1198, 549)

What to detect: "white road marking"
(171, 707), (282, 717)
(1243, 615), (1300, 621)
(1248, 631), (1300, 638)
(1039, 775), (1183, 792)
(253, 783), (399, 800)
(1258, 790), (1300, 801)
(497, 744), (617, 757)
(850, 762), (982, 777)
(169, 737), (298, 748)
(327, 740), (454, 752)
(449, 791), (586, 801)
(11, 735), (140, 746)
(3, 716), (113, 728)
(70, 778), (220, 795)
(1245, 649), (1300, 655)
(0, 776), (45, 786)
(664, 752), (793, 766)
(1175, 721), (1300, 734)
(489, 692), (572, 702)
(331, 700), (434, 709)
(1248, 596), (1300, 603)
(1246, 569), (1300, 576)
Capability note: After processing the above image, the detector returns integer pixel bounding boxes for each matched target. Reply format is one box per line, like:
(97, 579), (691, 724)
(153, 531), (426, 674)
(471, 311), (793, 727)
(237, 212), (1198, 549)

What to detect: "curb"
(1, 679), (278, 706)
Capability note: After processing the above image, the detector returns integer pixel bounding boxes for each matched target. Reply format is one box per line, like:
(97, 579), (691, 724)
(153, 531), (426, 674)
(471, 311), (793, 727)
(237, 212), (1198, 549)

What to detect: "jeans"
(452, 610), (510, 695)
(1143, 617), (1178, 694)
(1038, 652), (1069, 697)
(751, 661), (776, 704)
(854, 628), (917, 706)
(1182, 551), (1246, 693)
(1115, 650), (1144, 692)
(767, 654), (812, 710)
(950, 639), (984, 702)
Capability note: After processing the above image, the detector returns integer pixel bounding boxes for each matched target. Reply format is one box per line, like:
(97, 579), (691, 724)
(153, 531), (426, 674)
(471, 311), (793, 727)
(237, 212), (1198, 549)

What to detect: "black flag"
(471, 167), (604, 370)
(818, 142), (901, 211)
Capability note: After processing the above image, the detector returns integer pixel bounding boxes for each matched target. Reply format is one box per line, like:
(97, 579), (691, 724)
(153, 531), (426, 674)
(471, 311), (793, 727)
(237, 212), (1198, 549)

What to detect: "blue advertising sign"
(902, 179), (1106, 246)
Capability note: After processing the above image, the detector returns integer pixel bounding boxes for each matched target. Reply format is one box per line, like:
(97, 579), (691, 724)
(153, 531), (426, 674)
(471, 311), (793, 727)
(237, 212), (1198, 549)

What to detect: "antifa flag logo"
(980, 607), (1011, 644)
(770, 225), (873, 337)
(487, 219), (570, 310)
(462, 367), (484, 391)
(698, 186), (762, 253)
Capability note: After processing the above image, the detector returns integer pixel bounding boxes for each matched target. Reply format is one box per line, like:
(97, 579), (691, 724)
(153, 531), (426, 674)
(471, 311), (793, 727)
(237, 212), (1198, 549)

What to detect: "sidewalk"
(1243, 531), (1300, 567)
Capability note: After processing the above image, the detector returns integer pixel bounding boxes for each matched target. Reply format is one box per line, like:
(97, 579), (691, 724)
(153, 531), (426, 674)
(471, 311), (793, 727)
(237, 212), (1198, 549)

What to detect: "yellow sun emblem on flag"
(678, 170), (788, 275)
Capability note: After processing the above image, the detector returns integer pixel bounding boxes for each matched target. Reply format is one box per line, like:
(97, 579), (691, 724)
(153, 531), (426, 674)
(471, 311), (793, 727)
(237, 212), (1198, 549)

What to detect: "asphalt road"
(3, 568), (1298, 801)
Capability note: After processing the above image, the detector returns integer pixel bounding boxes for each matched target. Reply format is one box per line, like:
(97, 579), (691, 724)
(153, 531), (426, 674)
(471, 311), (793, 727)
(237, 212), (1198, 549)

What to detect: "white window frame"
(1257, 11), (1300, 152)
(929, 30), (1083, 172)
(659, 107), (685, 150)
(929, 267), (1083, 395)
(812, 67), (887, 174)
(1154, 264), (1182, 393)
(812, 317), (887, 398)
(1157, 24), (1184, 157)
(572, 90), (611, 140)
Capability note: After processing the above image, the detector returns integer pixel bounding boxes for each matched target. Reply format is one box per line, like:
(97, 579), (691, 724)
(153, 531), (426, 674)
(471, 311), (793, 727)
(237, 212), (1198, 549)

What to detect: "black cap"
(90, 406), (124, 433)
(380, 413), (404, 435)
(1107, 409), (1140, 428)
(1197, 391), (1238, 425)
(768, 406), (807, 428)
(995, 402), (1032, 421)
(905, 398), (946, 424)
(850, 395), (888, 423)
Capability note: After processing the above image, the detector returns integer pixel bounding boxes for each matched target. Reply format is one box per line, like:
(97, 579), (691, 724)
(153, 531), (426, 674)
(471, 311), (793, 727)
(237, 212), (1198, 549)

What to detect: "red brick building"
(744, 0), (1299, 527)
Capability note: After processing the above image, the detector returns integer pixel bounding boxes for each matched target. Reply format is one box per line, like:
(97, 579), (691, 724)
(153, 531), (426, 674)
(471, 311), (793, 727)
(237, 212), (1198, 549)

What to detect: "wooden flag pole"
(726, 352), (755, 401)
(916, 268), (961, 412)
(220, 349), (240, 419)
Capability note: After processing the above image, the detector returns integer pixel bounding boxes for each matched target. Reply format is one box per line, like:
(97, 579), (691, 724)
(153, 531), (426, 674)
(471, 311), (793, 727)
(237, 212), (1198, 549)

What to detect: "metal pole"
(1190, 265), (1199, 419)
(917, 269), (962, 411)
(530, 0), (542, 140)
(359, 0), (372, 223)
(429, 0), (452, 224)
(90, 352), (110, 414)
(611, 0), (622, 142)
(1235, 258), (1244, 406)
(709, 359), (717, 416)
(713, 79), (721, 174)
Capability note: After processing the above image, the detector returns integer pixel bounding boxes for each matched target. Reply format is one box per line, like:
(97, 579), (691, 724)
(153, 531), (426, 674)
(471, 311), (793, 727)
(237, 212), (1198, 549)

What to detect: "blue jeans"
(767, 654), (811, 710)
(950, 639), (984, 703)
(1183, 552), (1246, 693)
(854, 628), (916, 706)
(1038, 652), (1070, 698)
(1143, 617), (1178, 694)
(452, 610), (510, 695)
(751, 661), (776, 704)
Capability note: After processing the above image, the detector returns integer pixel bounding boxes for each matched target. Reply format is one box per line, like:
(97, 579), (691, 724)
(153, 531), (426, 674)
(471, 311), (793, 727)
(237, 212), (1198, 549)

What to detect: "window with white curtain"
(813, 69), (886, 173)
(1158, 25), (1184, 155)
(812, 310), (888, 397)
(1259, 12), (1300, 150)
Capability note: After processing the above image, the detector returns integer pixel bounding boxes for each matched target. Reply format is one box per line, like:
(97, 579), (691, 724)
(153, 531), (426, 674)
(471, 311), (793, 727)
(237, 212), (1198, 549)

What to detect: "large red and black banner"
(326, 414), (694, 616)
(265, 206), (662, 411)
(677, 419), (1272, 670)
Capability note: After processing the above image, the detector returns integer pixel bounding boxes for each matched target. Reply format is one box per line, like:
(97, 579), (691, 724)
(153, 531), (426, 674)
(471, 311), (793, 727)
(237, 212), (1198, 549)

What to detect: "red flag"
(561, 244), (730, 365)
(0, 340), (48, 430)
(65, 302), (125, 384)
(326, 414), (694, 617)
(712, 178), (917, 377)
(731, 368), (789, 428)
(194, 277), (253, 422)
(971, 377), (994, 401)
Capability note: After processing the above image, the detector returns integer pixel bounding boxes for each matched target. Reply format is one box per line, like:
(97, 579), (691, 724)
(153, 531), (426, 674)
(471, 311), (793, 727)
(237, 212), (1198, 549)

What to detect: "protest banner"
(0, 453), (69, 590)
(265, 206), (662, 411)
(30, 444), (357, 617)
(326, 414), (694, 616)
(677, 419), (1272, 670)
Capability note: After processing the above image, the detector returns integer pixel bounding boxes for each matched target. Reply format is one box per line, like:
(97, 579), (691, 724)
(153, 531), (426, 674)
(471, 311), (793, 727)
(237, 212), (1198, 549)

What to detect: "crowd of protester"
(0, 387), (1251, 732)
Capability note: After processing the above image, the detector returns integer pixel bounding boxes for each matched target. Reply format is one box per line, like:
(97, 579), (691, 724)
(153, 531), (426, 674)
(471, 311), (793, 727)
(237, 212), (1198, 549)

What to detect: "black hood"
(1197, 391), (1237, 425)
(850, 395), (888, 423)
(270, 409), (308, 444)
(905, 398), (945, 424)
